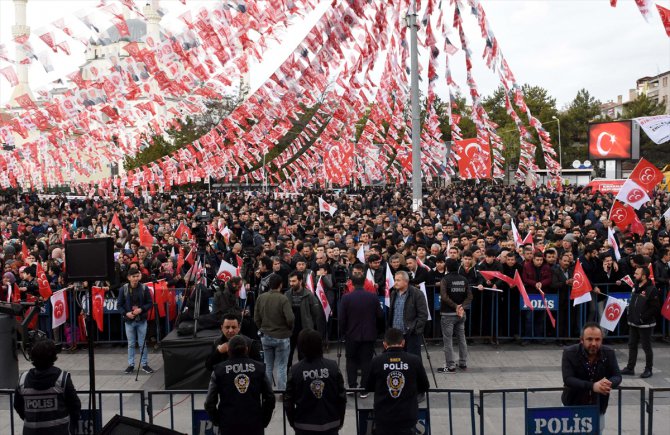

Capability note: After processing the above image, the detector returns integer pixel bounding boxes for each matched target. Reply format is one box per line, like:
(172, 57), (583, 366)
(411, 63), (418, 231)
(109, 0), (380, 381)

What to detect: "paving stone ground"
(2, 339), (669, 434)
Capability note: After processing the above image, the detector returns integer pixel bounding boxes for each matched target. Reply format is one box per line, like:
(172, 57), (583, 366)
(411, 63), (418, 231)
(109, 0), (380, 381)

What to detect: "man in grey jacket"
(388, 270), (429, 360)
(254, 273), (294, 390)
(285, 271), (323, 368)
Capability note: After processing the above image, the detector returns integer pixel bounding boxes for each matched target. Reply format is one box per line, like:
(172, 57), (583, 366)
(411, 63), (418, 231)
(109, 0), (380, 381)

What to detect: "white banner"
(635, 115), (670, 144)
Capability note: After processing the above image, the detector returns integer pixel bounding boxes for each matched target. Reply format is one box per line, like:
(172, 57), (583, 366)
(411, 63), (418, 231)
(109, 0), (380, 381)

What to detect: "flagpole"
(407, 0), (422, 213)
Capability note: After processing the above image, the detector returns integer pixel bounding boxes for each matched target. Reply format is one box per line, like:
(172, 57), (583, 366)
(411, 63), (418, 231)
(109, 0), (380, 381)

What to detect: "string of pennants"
(0, 0), (568, 193)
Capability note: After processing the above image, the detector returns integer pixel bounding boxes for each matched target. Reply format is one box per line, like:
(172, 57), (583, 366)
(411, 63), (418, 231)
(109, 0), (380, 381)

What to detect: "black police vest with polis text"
(286, 357), (345, 432)
(18, 370), (71, 435)
(367, 348), (429, 430)
(212, 357), (268, 428)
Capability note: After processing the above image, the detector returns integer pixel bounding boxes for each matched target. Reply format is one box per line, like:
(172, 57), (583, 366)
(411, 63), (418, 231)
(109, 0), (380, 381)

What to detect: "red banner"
(588, 121), (632, 159)
(456, 138), (491, 179)
(586, 179), (625, 194)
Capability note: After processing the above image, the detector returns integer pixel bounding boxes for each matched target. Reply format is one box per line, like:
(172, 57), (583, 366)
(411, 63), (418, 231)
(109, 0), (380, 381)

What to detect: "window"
(664, 77), (668, 87)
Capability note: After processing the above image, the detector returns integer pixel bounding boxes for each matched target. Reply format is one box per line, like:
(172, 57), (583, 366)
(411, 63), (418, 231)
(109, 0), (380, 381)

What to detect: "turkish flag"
(177, 246), (185, 274)
(479, 270), (515, 287)
(138, 220), (153, 248)
(609, 200), (636, 229)
(22, 241), (30, 260)
(658, 5), (670, 37)
(154, 280), (168, 317)
(174, 222), (192, 240)
(570, 260), (592, 300)
(661, 292), (670, 321)
(628, 158), (664, 194)
(50, 289), (67, 328)
(588, 122), (631, 159)
(615, 179), (650, 210)
(456, 138), (491, 179)
(513, 271), (533, 310)
(111, 213), (123, 230)
(92, 286), (105, 332)
(36, 262), (53, 299)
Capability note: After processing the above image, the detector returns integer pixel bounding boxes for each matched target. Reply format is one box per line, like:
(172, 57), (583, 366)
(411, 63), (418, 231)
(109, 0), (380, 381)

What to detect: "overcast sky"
(1, 0), (668, 112)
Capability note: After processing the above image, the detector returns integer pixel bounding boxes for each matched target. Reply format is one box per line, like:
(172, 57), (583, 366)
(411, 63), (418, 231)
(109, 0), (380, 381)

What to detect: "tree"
(622, 93), (665, 119)
(623, 94), (666, 166)
(124, 95), (243, 171)
(561, 89), (601, 146)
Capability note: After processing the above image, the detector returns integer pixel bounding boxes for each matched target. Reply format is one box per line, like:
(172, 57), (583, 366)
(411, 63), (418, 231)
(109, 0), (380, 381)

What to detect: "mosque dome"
(99, 19), (150, 45)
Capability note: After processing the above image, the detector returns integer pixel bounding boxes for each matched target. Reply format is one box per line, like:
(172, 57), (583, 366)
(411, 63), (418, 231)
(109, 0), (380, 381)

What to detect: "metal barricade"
(479, 386), (645, 435)
(0, 388), (144, 435)
(648, 387), (670, 435)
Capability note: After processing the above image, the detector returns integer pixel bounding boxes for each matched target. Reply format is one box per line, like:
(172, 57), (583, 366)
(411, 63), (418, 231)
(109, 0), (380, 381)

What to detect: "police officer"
(365, 328), (430, 435)
(285, 329), (346, 435)
(14, 339), (81, 435)
(204, 335), (275, 435)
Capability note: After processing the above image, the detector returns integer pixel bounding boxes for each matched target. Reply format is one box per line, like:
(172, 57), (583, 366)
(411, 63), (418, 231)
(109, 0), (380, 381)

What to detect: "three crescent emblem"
(218, 270), (232, 282)
(639, 167), (655, 184)
(605, 303), (621, 321)
(626, 188), (645, 203)
(573, 272), (583, 287)
(54, 300), (64, 318)
(611, 207), (628, 223)
(322, 202), (330, 211)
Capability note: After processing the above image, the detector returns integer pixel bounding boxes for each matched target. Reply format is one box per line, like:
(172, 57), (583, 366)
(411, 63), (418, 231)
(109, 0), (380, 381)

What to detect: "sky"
(0, 0), (669, 112)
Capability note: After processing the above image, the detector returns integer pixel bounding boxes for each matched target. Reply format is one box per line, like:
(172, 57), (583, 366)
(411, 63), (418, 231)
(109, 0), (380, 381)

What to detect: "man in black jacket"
(285, 329), (346, 435)
(206, 312), (262, 371)
(339, 264), (382, 395)
(204, 335), (275, 435)
(117, 268), (155, 374)
(620, 266), (661, 378)
(561, 323), (621, 433)
(365, 328), (430, 435)
(15, 339), (81, 435)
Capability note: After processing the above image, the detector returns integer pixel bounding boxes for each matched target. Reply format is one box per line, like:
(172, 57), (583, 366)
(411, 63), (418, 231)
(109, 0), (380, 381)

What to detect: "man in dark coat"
(339, 264), (382, 394)
(562, 323), (621, 433)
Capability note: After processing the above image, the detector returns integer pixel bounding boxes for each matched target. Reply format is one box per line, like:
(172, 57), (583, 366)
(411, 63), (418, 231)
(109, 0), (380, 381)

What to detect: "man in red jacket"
(521, 251), (552, 343)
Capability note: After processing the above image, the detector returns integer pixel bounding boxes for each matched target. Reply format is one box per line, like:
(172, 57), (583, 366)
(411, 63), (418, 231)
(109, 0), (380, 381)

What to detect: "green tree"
(561, 89), (601, 145)
(123, 95), (243, 171)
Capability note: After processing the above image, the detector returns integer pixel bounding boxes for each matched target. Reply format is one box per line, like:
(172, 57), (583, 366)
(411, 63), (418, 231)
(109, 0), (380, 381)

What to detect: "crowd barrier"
(648, 387), (670, 435)
(33, 283), (669, 346)
(0, 386), (656, 434)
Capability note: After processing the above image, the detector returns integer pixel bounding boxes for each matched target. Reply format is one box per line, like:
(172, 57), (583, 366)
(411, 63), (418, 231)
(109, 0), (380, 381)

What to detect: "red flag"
(11, 283), (21, 302)
(22, 241), (30, 259)
(177, 246), (185, 274)
(145, 283), (156, 321)
(513, 270), (533, 310)
(364, 268), (376, 294)
(661, 292), (670, 321)
(184, 246), (195, 266)
(111, 213), (123, 230)
(138, 220), (153, 248)
(609, 200), (636, 230)
(570, 260), (592, 300)
(174, 222), (192, 240)
(36, 262), (53, 299)
(537, 288), (556, 329)
(610, 0), (617, 6)
(628, 158), (664, 194)
(648, 263), (655, 286)
(658, 5), (670, 37)
(478, 270), (515, 287)
(123, 197), (135, 209)
(154, 280), (167, 317)
(92, 286), (105, 332)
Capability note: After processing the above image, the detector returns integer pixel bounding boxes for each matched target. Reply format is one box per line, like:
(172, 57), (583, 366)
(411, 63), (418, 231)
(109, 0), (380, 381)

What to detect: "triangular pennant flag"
(111, 213), (123, 230)
(513, 270), (533, 310)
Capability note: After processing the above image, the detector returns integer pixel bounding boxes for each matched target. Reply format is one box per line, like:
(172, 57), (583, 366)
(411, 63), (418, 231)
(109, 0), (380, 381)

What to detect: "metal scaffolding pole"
(407, 2), (422, 212)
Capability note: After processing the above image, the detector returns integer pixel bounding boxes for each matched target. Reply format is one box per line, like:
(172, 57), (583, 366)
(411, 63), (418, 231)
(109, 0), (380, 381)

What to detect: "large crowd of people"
(1, 184), (669, 343)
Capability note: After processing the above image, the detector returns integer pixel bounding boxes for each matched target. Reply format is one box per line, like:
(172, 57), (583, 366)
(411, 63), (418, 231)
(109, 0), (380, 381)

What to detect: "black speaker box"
(65, 238), (114, 281)
(100, 415), (186, 435)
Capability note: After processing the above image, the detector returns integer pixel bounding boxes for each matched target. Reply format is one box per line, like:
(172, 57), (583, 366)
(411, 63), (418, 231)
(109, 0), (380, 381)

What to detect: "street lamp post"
(551, 115), (562, 176)
(407, 1), (422, 212)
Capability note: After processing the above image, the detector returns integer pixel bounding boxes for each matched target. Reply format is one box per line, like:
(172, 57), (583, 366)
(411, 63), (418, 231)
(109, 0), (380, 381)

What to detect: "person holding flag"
(620, 266), (661, 378)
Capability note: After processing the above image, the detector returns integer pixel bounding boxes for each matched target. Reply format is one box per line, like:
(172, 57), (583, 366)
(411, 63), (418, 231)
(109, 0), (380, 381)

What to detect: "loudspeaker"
(100, 415), (186, 435)
(64, 238), (114, 281)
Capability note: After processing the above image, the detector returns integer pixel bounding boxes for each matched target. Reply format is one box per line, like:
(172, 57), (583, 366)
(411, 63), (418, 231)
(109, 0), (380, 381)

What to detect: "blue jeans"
(125, 321), (148, 367)
(261, 335), (290, 390)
